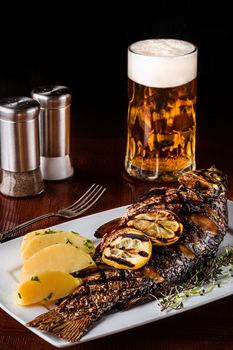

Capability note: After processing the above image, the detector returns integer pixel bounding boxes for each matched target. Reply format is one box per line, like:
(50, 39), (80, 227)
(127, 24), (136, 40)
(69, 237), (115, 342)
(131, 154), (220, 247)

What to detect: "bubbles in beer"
(125, 39), (197, 182)
(125, 78), (197, 182)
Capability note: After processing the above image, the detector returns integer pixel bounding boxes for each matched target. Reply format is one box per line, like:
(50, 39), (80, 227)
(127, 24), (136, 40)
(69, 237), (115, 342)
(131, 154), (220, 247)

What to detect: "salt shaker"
(31, 85), (74, 181)
(0, 97), (44, 197)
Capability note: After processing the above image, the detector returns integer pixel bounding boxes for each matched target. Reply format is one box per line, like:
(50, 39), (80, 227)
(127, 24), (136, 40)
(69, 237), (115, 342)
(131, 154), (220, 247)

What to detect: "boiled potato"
(21, 243), (96, 281)
(16, 271), (82, 306)
(21, 229), (95, 261)
(20, 229), (63, 252)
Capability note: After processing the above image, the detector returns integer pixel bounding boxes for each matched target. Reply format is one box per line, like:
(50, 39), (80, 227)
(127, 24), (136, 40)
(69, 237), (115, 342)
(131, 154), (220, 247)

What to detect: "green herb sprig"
(156, 247), (233, 311)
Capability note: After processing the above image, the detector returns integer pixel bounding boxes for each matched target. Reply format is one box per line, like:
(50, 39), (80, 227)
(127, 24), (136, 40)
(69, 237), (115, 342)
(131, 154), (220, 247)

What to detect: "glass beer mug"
(124, 39), (198, 182)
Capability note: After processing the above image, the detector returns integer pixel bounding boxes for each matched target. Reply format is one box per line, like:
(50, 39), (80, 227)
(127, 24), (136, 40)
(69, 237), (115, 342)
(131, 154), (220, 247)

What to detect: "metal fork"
(0, 184), (106, 243)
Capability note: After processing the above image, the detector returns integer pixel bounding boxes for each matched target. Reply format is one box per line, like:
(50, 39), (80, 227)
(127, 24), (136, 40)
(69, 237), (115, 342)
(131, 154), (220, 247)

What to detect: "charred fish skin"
(98, 188), (184, 249)
(178, 166), (227, 199)
(28, 268), (165, 340)
(95, 188), (182, 239)
(99, 166), (227, 251)
(28, 166), (228, 342)
(179, 166), (228, 233)
(124, 188), (183, 222)
(95, 166), (227, 239)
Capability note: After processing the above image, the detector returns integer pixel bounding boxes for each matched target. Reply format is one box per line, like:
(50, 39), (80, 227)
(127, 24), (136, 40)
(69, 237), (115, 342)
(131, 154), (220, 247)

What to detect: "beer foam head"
(128, 39), (197, 88)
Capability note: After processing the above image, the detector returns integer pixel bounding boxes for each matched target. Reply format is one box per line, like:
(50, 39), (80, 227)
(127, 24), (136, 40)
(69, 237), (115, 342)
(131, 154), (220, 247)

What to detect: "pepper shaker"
(0, 97), (44, 197)
(31, 85), (74, 181)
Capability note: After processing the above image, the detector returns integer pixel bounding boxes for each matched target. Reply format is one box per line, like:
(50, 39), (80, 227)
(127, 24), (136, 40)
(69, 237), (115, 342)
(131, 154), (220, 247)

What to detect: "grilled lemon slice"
(102, 228), (152, 270)
(127, 209), (183, 246)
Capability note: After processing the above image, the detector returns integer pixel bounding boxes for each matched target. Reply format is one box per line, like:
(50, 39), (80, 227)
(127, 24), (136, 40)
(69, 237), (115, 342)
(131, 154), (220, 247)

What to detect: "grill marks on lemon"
(127, 209), (183, 246)
(102, 228), (152, 269)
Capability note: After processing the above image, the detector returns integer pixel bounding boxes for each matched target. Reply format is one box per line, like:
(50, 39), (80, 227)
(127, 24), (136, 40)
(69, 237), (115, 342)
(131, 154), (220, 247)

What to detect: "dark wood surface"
(0, 110), (233, 350)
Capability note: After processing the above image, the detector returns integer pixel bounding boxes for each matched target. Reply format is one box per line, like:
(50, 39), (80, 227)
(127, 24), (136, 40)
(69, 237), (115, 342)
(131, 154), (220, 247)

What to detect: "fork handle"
(0, 212), (56, 243)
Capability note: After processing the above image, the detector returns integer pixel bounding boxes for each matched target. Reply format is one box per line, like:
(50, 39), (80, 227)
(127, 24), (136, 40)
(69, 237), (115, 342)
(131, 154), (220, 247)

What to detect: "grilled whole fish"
(28, 166), (228, 342)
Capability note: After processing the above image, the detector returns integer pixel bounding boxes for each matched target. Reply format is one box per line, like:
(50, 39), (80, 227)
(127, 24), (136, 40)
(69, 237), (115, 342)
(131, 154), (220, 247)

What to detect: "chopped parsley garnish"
(71, 231), (80, 235)
(83, 239), (93, 249)
(31, 276), (40, 282)
(35, 232), (41, 236)
(44, 229), (57, 235)
(66, 238), (73, 245)
(43, 293), (53, 301)
(18, 292), (22, 299)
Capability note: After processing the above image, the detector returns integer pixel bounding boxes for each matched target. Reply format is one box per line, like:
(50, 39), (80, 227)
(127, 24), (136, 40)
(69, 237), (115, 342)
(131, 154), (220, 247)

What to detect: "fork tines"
(67, 184), (106, 215)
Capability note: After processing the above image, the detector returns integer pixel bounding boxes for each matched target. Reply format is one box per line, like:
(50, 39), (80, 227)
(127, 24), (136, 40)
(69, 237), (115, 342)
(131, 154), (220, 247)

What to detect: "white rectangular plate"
(0, 202), (233, 348)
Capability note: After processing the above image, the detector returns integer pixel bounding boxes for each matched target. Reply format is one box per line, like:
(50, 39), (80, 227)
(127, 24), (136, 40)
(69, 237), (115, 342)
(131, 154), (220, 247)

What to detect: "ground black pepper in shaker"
(31, 85), (74, 181)
(0, 97), (44, 197)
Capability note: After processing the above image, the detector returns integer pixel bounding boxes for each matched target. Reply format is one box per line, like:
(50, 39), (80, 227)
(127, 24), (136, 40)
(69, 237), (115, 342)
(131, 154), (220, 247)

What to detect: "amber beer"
(125, 39), (198, 181)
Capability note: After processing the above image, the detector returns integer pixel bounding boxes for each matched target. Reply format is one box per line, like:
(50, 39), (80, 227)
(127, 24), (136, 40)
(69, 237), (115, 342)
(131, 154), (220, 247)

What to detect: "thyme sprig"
(157, 247), (233, 311)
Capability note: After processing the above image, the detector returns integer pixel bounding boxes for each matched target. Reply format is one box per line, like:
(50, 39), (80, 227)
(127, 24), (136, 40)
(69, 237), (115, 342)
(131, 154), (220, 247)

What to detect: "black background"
(0, 1), (233, 135)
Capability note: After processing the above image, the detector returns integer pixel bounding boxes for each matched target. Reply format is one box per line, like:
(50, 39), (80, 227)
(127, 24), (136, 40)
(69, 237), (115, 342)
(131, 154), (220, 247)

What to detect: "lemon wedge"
(102, 228), (152, 270)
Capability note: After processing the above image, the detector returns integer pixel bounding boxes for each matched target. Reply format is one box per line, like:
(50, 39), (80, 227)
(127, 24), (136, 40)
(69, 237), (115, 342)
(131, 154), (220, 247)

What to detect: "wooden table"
(0, 106), (233, 350)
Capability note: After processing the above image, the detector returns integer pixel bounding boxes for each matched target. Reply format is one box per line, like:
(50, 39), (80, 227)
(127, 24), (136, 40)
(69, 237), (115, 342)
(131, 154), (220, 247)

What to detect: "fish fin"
(94, 217), (122, 238)
(137, 187), (168, 201)
(27, 310), (64, 331)
(28, 310), (93, 342)
(52, 316), (92, 342)
(118, 296), (149, 310)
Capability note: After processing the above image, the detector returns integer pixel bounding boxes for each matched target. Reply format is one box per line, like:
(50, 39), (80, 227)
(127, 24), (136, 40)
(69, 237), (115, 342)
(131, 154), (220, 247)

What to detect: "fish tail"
(28, 310), (92, 342)
(27, 310), (63, 330)
(53, 316), (92, 342)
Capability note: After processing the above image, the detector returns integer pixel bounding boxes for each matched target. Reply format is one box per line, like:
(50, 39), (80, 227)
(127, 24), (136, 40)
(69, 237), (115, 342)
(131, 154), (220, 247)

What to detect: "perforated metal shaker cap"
(31, 85), (71, 109)
(0, 96), (40, 172)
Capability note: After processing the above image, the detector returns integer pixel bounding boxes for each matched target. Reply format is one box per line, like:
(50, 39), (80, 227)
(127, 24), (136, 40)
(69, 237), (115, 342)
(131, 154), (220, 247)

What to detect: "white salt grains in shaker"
(31, 86), (74, 181)
(0, 97), (44, 197)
